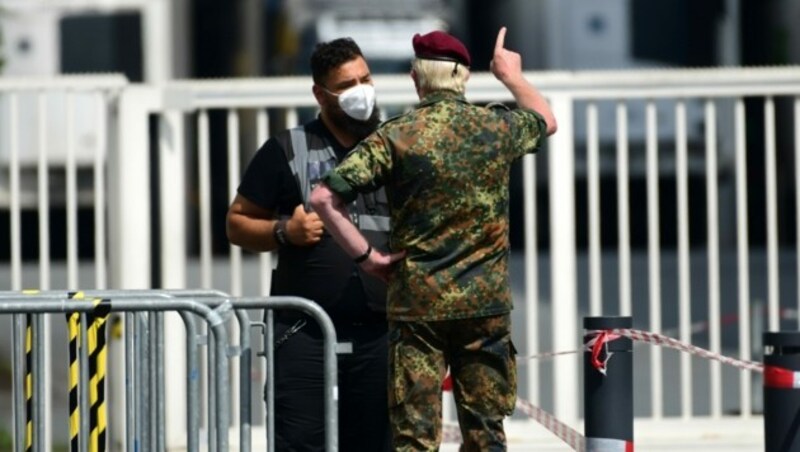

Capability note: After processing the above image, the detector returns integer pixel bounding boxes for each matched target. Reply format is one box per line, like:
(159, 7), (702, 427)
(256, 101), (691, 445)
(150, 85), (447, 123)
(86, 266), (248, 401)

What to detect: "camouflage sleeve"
(322, 131), (392, 203)
(502, 107), (547, 160)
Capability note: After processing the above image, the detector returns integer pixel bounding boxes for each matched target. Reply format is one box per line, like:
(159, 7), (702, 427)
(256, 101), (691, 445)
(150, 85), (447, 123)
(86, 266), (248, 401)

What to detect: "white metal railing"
(0, 74), (127, 451)
(118, 66), (800, 442)
(5, 66), (800, 447)
(0, 75), (127, 290)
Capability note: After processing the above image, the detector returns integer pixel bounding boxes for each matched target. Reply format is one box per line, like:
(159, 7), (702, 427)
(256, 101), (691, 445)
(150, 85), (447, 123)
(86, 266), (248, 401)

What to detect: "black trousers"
(269, 316), (391, 452)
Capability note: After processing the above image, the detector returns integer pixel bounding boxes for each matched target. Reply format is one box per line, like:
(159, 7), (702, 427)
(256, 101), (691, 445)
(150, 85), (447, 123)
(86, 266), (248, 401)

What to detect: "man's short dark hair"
(310, 38), (364, 86)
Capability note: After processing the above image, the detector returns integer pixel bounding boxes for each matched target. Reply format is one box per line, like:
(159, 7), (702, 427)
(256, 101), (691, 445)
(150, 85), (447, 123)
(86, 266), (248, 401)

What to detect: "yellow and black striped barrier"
(66, 291), (110, 452)
(87, 297), (110, 452)
(21, 290), (39, 452)
(67, 297), (81, 452)
(6, 287), (272, 452)
(24, 313), (33, 452)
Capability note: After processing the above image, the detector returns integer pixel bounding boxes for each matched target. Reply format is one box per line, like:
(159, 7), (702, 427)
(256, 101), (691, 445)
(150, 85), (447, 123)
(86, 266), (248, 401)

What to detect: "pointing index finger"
(495, 27), (507, 52)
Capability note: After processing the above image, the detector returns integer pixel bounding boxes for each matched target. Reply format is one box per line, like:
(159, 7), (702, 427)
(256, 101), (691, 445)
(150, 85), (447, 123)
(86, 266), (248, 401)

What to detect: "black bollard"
(763, 332), (800, 451)
(584, 316), (633, 452)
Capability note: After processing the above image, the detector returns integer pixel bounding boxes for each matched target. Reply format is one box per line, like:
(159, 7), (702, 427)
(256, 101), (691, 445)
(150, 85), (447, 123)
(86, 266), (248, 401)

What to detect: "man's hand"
(360, 249), (406, 283)
(490, 27), (523, 85)
(285, 204), (324, 246)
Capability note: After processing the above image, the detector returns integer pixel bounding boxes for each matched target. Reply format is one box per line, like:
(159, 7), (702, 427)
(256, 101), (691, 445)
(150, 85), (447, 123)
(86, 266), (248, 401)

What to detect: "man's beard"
(327, 105), (382, 142)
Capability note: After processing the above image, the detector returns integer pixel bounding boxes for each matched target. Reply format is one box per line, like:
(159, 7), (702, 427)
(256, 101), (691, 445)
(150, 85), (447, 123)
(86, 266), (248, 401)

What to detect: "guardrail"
(1, 291), (339, 452)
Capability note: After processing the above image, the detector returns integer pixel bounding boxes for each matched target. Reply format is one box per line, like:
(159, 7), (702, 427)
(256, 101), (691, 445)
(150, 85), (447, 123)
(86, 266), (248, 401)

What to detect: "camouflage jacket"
(323, 90), (547, 321)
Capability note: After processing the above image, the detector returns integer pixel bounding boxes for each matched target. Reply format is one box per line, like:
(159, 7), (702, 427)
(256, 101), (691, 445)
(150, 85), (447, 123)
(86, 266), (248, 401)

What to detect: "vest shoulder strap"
(282, 125), (337, 209)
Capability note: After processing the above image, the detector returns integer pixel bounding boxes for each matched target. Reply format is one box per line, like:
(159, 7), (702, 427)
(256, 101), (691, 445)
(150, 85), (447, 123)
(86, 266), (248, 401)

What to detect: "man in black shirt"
(226, 38), (391, 451)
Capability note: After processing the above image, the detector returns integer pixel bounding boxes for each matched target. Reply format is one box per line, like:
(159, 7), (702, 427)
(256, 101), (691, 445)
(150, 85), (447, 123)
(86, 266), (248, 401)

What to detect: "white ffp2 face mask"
(327, 84), (376, 121)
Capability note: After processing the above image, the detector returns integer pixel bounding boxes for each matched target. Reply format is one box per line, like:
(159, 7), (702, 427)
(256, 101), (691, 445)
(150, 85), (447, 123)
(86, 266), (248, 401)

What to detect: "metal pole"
(35, 314), (47, 452)
(149, 312), (158, 452)
(12, 314), (25, 452)
(139, 313), (150, 451)
(79, 314), (90, 452)
(125, 312), (136, 452)
(211, 316), (230, 452)
(179, 312), (201, 452)
(208, 326), (217, 452)
(156, 312), (166, 452)
(584, 316), (633, 452)
(763, 331), (800, 451)
(266, 310), (275, 452)
(235, 310), (253, 452)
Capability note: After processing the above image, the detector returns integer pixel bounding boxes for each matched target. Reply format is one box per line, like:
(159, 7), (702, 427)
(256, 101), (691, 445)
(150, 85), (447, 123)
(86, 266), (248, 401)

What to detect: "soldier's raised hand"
(490, 27), (523, 84)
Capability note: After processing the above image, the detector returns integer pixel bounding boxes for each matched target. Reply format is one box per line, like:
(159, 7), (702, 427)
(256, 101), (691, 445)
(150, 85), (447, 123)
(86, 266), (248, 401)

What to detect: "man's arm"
(490, 27), (557, 136)
(226, 194), (324, 252)
(226, 194), (281, 252)
(308, 184), (370, 258)
(310, 183), (404, 282)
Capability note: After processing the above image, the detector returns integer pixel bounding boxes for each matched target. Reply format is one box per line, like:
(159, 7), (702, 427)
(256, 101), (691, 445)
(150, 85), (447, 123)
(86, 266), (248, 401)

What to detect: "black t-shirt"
(236, 118), (386, 322)
(238, 119), (347, 216)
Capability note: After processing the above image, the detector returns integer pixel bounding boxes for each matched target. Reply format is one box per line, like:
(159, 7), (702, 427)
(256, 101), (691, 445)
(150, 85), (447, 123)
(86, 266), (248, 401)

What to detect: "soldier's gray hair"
(412, 58), (469, 94)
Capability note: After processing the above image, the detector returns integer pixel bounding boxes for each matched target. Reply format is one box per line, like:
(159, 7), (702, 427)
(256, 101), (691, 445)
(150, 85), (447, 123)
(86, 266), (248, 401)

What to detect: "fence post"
(158, 109), (191, 450)
(763, 331), (800, 451)
(111, 86), (161, 449)
(583, 316), (633, 452)
(548, 93), (579, 422)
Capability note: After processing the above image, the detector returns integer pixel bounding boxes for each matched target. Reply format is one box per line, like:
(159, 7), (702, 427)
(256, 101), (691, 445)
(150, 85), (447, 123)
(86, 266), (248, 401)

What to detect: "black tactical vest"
(270, 124), (391, 314)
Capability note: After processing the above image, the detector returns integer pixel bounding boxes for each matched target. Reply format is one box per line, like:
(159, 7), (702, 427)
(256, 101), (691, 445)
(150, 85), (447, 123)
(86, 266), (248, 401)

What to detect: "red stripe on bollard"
(442, 373), (453, 392)
(764, 365), (799, 389)
(763, 332), (800, 452)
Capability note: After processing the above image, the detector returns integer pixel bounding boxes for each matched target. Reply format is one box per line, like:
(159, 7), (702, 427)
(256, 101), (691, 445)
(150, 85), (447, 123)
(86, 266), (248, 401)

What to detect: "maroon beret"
(412, 30), (471, 67)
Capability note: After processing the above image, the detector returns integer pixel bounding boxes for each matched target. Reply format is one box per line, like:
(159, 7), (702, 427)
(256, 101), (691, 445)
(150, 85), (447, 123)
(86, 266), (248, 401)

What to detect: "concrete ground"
(440, 417), (764, 451)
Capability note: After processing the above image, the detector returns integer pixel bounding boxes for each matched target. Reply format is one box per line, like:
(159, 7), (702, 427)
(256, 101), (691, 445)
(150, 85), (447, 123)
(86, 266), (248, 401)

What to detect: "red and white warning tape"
(592, 328), (764, 373)
(516, 398), (586, 451)
(441, 326), (770, 449)
(440, 399), (586, 451)
(515, 348), (584, 363)
(441, 373), (585, 450)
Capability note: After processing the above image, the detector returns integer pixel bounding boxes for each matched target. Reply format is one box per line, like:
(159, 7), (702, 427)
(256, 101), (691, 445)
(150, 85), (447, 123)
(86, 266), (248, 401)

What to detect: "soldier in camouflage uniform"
(310, 28), (557, 451)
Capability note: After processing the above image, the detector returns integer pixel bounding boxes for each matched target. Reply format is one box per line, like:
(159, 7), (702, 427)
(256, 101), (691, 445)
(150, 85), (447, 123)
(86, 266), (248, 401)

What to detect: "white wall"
(0, 10), (60, 76)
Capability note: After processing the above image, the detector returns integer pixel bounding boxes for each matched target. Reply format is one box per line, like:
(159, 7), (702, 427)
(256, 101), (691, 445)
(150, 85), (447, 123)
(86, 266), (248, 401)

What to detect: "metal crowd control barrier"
(3, 294), (230, 452)
(1, 291), (339, 452)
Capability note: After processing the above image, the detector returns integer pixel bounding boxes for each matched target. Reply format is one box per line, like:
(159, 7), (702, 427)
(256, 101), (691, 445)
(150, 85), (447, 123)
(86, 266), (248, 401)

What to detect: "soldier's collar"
(417, 90), (467, 108)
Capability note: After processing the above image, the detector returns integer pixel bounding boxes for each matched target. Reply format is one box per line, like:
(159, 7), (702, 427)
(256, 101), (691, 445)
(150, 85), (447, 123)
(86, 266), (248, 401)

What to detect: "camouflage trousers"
(388, 313), (517, 452)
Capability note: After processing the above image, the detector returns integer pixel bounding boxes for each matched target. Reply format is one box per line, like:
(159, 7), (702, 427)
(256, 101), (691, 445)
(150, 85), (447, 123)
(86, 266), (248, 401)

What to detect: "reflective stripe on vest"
(358, 214), (390, 232)
(285, 125), (390, 231)
(288, 127), (337, 209)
